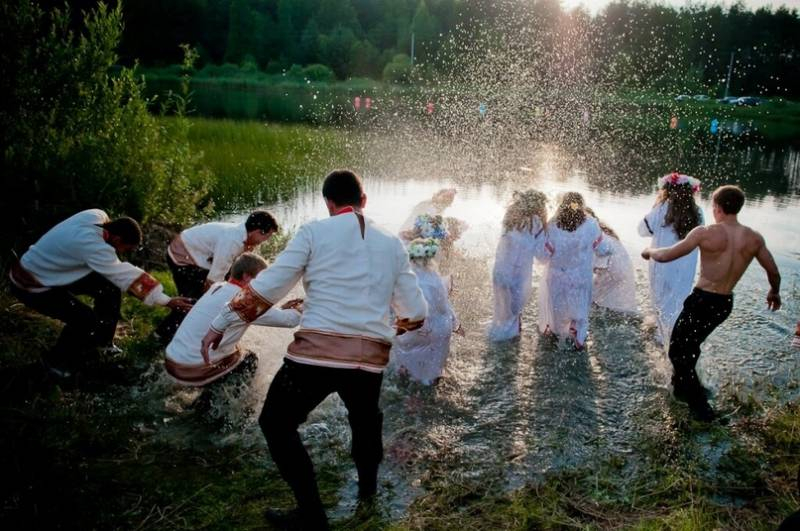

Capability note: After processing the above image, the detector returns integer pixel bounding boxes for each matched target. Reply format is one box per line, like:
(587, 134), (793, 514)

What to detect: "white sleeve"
(82, 237), (169, 306)
(252, 307), (301, 328)
(638, 207), (658, 237)
(391, 240), (428, 322)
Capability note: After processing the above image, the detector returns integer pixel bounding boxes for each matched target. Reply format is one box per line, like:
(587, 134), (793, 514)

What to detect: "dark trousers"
(259, 360), (384, 515)
(156, 253), (207, 341)
(10, 272), (121, 361)
(668, 288), (733, 400)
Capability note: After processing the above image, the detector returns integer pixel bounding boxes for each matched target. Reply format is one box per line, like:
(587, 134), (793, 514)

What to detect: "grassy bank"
(1, 283), (798, 529)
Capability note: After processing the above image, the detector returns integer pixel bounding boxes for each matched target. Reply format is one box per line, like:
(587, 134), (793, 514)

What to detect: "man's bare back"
(695, 221), (767, 294)
(642, 185), (781, 311)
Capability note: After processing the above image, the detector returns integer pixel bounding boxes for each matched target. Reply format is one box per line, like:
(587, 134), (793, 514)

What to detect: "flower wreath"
(408, 237), (440, 260)
(414, 214), (448, 240)
(658, 172), (701, 193)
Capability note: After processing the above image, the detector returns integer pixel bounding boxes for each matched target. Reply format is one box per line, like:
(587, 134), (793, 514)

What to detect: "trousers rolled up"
(10, 271), (121, 359)
(259, 359), (384, 515)
(668, 288), (733, 399)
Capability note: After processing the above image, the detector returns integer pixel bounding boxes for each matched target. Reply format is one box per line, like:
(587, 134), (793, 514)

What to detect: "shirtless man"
(642, 185), (781, 421)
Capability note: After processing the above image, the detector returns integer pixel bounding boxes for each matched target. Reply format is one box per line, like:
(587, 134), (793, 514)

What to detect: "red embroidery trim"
(229, 284), (273, 322)
(128, 272), (159, 300)
(333, 206), (355, 216)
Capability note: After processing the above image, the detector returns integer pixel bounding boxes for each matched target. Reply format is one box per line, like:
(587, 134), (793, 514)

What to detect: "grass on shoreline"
(1, 282), (798, 529)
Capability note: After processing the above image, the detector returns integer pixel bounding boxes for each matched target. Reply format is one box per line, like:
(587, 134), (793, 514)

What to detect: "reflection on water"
(146, 131), (799, 518)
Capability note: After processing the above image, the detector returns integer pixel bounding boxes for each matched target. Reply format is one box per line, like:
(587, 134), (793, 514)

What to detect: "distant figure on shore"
(201, 170), (427, 529)
(642, 185), (781, 421)
(394, 237), (460, 385)
(165, 253), (301, 387)
(157, 211), (278, 342)
(538, 192), (611, 349)
(638, 173), (704, 347)
(8, 209), (193, 378)
(585, 207), (637, 314)
(488, 190), (548, 341)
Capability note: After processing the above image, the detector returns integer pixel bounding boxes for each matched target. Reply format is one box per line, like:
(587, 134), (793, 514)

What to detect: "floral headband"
(408, 237), (440, 260)
(414, 214), (448, 240)
(659, 172), (701, 193)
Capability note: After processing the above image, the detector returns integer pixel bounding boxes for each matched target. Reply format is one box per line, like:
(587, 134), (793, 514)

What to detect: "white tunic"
(171, 221), (248, 283)
(592, 235), (638, 314)
(166, 281), (300, 366)
(488, 216), (546, 341)
(211, 212), (428, 371)
(393, 265), (458, 384)
(638, 202), (703, 346)
(537, 217), (611, 345)
(14, 209), (169, 305)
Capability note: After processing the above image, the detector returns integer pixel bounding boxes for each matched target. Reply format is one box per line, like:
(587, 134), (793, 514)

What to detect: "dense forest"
(38, 0), (800, 97)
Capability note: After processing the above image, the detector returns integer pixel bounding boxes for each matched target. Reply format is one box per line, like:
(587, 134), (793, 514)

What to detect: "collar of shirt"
(228, 278), (247, 289)
(333, 206), (355, 216)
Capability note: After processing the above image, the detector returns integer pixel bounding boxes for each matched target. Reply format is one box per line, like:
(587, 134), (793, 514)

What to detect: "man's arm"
(201, 226), (311, 360)
(642, 226), (704, 263)
(755, 234), (781, 311)
(390, 241), (427, 335)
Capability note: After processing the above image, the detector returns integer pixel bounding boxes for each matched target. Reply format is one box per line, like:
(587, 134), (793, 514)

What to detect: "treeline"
(40, 0), (800, 97)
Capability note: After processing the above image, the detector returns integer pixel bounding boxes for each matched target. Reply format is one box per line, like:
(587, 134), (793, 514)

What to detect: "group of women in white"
(391, 174), (703, 385)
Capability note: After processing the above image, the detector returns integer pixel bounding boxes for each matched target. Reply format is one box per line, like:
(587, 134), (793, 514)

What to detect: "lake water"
(154, 126), (800, 519)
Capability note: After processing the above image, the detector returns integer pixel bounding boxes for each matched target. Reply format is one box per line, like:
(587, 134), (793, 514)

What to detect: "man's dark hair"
(712, 185), (745, 215)
(322, 169), (364, 206)
(103, 217), (142, 245)
(245, 210), (278, 234)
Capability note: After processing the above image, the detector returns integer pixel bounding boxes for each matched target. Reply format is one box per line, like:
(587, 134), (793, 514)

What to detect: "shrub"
(0, 0), (212, 253)
(382, 53), (413, 84)
(303, 64), (335, 82)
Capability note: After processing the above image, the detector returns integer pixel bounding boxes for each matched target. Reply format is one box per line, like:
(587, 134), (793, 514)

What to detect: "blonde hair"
(502, 190), (548, 234)
(230, 252), (268, 280)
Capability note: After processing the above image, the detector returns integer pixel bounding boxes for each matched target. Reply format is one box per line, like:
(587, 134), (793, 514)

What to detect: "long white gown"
(592, 235), (637, 314)
(538, 217), (611, 346)
(488, 216), (546, 341)
(393, 265), (458, 384)
(638, 202), (703, 346)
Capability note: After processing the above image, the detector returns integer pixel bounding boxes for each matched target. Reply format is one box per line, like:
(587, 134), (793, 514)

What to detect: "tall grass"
(183, 117), (359, 211)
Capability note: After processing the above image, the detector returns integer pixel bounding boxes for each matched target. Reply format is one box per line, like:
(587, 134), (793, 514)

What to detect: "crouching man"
(165, 252), (302, 386)
(9, 209), (193, 377)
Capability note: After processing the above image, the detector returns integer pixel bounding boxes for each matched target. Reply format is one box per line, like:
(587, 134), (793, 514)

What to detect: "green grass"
(180, 117), (358, 211)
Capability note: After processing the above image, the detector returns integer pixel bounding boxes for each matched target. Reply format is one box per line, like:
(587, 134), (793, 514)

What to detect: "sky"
(559, 0), (800, 14)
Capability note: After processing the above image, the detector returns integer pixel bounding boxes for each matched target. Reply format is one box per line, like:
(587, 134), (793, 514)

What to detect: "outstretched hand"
(167, 296), (195, 312)
(395, 317), (424, 336)
(641, 248), (652, 260)
(200, 328), (223, 365)
(766, 289), (781, 311)
(281, 298), (304, 312)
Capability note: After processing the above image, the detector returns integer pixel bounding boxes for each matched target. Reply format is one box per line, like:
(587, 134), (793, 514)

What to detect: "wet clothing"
(259, 360), (383, 515)
(489, 216), (546, 341)
(156, 252), (216, 341)
(10, 272), (121, 360)
(165, 280), (300, 386)
(639, 202), (704, 346)
(668, 288), (734, 401)
(538, 217), (611, 345)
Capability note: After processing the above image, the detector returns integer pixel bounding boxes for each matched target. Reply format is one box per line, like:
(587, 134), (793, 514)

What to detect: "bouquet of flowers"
(414, 214), (448, 240)
(658, 172), (701, 193)
(408, 238), (441, 260)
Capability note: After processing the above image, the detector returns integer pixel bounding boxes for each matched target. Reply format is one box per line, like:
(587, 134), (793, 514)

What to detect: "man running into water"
(642, 185), (781, 421)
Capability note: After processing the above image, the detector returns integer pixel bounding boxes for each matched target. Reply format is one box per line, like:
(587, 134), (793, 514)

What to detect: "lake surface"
(153, 126), (799, 519)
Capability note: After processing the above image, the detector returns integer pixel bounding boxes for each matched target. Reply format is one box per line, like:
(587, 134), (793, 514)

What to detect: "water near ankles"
(145, 131), (799, 519)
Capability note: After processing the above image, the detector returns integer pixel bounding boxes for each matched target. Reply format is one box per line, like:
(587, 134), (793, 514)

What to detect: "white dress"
(638, 202), (703, 346)
(592, 235), (637, 314)
(538, 217), (611, 346)
(488, 216), (546, 341)
(393, 265), (458, 384)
